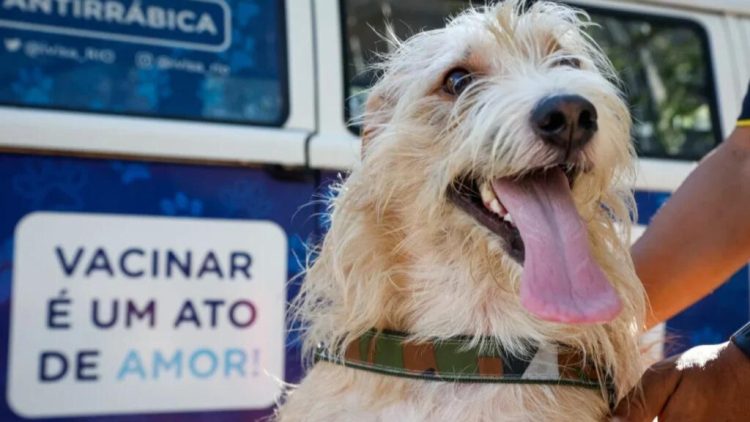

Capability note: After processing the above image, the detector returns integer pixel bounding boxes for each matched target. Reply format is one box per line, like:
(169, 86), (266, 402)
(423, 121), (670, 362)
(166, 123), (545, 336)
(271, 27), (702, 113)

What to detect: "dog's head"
(357, 0), (636, 326)
(302, 1), (644, 354)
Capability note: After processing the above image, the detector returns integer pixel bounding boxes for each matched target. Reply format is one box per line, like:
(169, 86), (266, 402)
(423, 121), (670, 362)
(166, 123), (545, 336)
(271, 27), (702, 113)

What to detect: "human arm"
(632, 124), (750, 328)
(613, 86), (750, 421)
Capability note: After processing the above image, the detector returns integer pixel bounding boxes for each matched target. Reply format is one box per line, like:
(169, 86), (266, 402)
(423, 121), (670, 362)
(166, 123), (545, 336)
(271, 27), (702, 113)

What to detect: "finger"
(611, 358), (683, 422)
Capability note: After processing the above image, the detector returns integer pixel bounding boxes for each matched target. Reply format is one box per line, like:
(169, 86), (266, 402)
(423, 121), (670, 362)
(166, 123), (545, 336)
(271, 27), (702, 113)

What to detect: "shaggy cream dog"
(278, 1), (645, 420)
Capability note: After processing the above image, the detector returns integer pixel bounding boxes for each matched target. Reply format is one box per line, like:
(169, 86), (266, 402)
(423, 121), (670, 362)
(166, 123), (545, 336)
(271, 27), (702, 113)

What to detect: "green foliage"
(589, 15), (715, 160)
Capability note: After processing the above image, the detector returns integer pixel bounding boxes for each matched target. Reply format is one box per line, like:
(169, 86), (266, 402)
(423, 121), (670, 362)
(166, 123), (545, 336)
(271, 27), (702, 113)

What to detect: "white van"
(0, 0), (747, 419)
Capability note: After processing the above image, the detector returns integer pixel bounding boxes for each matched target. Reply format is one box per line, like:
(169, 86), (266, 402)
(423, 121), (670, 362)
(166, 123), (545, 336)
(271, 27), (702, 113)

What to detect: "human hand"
(611, 342), (750, 421)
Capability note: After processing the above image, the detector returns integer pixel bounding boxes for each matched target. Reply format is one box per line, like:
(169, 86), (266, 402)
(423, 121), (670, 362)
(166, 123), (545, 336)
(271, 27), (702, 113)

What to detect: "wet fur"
(277, 2), (645, 421)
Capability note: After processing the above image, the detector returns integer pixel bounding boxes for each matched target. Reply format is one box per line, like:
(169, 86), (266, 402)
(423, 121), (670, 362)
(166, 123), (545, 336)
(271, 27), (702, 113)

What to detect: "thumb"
(611, 357), (682, 422)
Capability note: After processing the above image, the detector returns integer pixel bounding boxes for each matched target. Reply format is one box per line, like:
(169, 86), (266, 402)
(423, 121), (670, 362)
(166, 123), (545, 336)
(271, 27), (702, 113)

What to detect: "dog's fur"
(278, 1), (645, 421)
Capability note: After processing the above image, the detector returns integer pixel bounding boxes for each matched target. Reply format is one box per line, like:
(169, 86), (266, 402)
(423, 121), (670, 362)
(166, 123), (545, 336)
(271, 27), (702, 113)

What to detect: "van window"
(587, 9), (719, 160)
(0, 0), (288, 126)
(343, 1), (720, 160)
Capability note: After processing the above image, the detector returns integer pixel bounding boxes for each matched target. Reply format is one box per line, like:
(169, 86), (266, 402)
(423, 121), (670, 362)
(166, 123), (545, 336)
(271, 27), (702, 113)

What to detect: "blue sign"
(1, 0), (230, 51)
(0, 0), (287, 125)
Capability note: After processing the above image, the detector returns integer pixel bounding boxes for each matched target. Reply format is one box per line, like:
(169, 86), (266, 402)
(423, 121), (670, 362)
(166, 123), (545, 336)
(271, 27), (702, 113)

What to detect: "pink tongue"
(492, 169), (622, 324)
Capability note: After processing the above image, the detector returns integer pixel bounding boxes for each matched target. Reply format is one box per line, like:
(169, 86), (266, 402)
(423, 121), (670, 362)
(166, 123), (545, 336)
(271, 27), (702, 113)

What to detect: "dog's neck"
(398, 228), (641, 394)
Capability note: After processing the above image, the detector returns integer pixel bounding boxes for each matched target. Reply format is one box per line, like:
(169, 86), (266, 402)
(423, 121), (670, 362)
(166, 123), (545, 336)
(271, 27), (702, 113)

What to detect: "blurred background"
(0, 0), (748, 420)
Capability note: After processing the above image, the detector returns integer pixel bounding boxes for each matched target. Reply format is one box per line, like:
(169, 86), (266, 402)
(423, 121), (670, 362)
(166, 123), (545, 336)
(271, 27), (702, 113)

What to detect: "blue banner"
(0, 0), (287, 125)
(1, 0), (229, 51)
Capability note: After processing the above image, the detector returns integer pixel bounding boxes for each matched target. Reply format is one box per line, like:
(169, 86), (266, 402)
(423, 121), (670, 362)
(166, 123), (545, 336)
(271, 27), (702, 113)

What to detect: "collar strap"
(315, 330), (614, 399)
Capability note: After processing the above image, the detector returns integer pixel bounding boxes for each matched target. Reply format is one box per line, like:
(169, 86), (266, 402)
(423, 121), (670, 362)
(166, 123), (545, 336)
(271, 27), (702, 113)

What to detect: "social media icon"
(4, 38), (22, 52)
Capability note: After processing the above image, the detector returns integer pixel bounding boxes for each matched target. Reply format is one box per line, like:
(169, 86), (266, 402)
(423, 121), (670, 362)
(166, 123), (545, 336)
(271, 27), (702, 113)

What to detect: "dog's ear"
(361, 91), (391, 158)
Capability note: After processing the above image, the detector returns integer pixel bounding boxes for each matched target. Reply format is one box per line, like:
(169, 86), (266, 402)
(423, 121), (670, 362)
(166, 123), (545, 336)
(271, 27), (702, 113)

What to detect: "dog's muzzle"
(448, 93), (625, 325)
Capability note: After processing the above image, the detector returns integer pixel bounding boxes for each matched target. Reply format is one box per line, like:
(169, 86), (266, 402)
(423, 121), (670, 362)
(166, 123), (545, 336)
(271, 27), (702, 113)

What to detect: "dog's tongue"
(492, 169), (622, 324)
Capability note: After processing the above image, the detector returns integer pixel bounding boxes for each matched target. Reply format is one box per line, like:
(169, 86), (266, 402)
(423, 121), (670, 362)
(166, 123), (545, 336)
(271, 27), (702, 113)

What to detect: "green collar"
(314, 329), (615, 406)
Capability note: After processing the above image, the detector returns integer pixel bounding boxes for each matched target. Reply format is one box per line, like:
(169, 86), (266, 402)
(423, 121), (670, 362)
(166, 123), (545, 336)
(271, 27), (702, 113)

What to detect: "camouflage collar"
(314, 329), (614, 401)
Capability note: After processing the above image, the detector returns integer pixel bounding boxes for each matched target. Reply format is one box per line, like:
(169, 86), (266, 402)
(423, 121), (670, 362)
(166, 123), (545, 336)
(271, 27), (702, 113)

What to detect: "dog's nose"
(531, 95), (598, 153)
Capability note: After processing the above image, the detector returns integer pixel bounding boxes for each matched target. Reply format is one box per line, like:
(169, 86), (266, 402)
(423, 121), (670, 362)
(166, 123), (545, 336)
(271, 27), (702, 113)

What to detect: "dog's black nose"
(531, 95), (598, 154)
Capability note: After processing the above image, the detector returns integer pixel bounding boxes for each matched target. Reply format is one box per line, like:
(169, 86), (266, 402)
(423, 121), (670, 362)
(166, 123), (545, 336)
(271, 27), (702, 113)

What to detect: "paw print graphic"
(0, 238), (12, 303)
(160, 192), (204, 216)
(11, 67), (54, 105)
(229, 37), (256, 71)
(133, 68), (172, 109)
(218, 180), (272, 218)
(111, 161), (151, 185)
(237, 2), (261, 27)
(11, 160), (87, 209)
(199, 78), (229, 118)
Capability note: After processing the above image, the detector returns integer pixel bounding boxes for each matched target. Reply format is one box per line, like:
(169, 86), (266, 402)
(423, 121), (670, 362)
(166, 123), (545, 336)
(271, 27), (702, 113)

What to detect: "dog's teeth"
(479, 182), (495, 206)
(489, 199), (502, 215)
(504, 213), (514, 225)
(480, 181), (509, 217)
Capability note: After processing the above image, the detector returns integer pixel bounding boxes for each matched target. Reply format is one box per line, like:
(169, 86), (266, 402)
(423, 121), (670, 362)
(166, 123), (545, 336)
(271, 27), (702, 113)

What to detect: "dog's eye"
(443, 68), (474, 96)
(555, 57), (581, 69)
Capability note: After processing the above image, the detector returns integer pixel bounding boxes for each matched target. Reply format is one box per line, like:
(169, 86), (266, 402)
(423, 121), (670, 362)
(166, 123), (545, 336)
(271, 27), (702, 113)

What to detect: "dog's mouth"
(448, 164), (581, 264)
(447, 163), (623, 324)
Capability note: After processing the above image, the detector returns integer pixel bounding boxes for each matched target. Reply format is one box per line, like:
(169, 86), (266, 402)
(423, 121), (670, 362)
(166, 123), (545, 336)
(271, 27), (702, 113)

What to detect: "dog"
(278, 1), (646, 420)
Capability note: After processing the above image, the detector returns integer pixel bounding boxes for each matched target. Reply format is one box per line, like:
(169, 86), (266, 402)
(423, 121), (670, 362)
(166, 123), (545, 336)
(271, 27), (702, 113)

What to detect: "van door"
(0, 1), (314, 420)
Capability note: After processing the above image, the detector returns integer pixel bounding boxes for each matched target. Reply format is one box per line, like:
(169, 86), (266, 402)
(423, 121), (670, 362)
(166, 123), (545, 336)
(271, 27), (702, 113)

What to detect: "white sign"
(8, 212), (287, 418)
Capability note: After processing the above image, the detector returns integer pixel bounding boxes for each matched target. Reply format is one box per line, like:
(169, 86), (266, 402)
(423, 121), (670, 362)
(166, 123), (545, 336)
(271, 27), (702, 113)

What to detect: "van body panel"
(0, 0), (748, 419)
(0, 107), (310, 166)
(309, 0), (361, 170)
